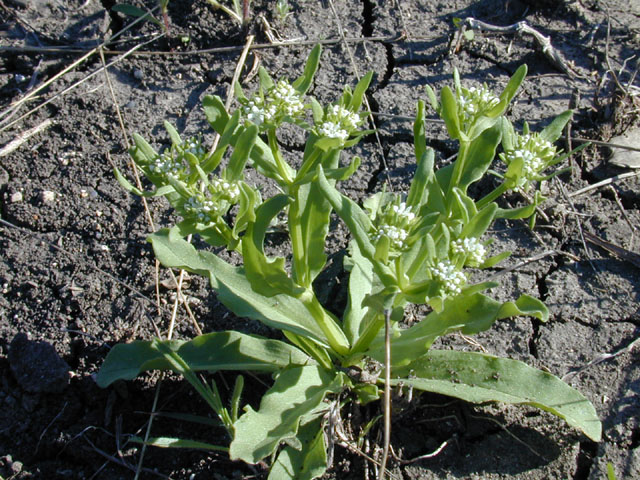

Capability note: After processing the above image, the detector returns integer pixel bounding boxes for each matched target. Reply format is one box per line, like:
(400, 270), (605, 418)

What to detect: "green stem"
(300, 289), (350, 357)
(293, 147), (323, 186)
(267, 129), (293, 186)
(476, 182), (509, 210)
(288, 194), (308, 287)
(446, 140), (469, 205)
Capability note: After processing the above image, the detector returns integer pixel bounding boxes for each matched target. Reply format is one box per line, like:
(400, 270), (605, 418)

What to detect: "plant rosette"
(98, 46), (601, 479)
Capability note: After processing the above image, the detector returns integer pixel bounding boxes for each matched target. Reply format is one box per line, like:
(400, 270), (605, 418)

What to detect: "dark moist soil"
(1, 0), (639, 478)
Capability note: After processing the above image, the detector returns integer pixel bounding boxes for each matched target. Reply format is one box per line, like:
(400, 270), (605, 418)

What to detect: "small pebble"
(9, 191), (23, 203)
(41, 190), (56, 203)
(133, 68), (143, 80)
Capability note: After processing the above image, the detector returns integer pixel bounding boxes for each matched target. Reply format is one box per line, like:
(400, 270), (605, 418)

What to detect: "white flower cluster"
(243, 98), (277, 126)
(270, 80), (305, 117)
(183, 137), (205, 157)
(317, 104), (362, 141)
(370, 201), (417, 251)
(210, 177), (241, 203)
(184, 194), (220, 224)
(392, 202), (416, 223)
(150, 137), (205, 179)
(451, 237), (486, 267)
(372, 224), (410, 250)
(150, 151), (185, 177)
(458, 85), (500, 122)
(243, 79), (304, 127)
(429, 261), (467, 298)
(503, 133), (556, 191)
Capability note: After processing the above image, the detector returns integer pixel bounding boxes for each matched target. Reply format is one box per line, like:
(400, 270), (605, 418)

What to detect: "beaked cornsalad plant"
(98, 45), (601, 478)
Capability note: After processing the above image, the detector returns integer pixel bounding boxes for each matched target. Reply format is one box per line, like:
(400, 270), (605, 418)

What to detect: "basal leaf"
(231, 366), (344, 463)
(96, 331), (312, 388)
(148, 229), (329, 344)
(268, 416), (327, 480)
(392, 350), (601, 442)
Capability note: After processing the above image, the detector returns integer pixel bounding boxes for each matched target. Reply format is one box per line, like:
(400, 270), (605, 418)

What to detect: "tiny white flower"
(429, 261), (467, 298)
(392, 202), (416, 223)
(318, 121), (349, 140)
(372, 224), (409, 250)
(503, 132), (557, 191)
(451, 237), (486, 267)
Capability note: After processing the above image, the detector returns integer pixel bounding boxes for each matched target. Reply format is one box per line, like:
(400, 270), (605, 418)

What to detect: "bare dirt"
(0, 0), (639, 478)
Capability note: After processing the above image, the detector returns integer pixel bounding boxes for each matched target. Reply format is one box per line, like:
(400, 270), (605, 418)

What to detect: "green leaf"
(458, 124), (502, 190)
(259, 66), (275, 91)
(486, 64), (527, 118)
(96, 330), (312, 388)
(343, 243), (375, 344)
(112, 4), (162, 26)
(348, 71), (374, 111)
(540, 110), (573, 143)
(460, 203), (498, 238)
(226, 124), (257, 181)
(130, 436), (228, 452)
(424, 85), (439, 111)
(203, 95), (230, 134)
(233, 182), (258, 238)
(163, 121), (182, 146)
(243, 195), (305, 297)
(231, 366), (344, 463)
(292, 44), (322, 95)
(316, 167), (396, 287)
(148, 229), (330, 344)
(367, 292), (548, 366)
(391, 350), (601, 442)
(268, 416), (327, 480)
(440, 86), (462, 140)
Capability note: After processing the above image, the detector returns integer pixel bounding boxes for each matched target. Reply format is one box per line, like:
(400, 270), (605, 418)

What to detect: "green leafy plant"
(98, 45), (601, 478)
(206, 0), (251, 26)
(113, 1), (170, 31)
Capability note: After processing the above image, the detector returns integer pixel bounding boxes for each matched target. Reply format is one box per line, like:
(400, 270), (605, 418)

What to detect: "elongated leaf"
(231, 366), (344, 463)
(292, 44), (322, 94)
(243, 195), (304, 297)
(391, 350), (601, 442)
(460, 203), (498, 239)
(131, 436), (228, 452)
(268, 416), (327, 480)
(367, 292), (548, 366)
(203, 95), (229, 134)
(343, 242), (375, 344)
(440, 86), (461, 140)
(540, 110), (573, 142)
(112, 4), (162, 26)
(316, 167), (396, 287)
(458, 124), (502, 190)
(148, 229), (329, 344)
(164, 121), (182, 146)
(226, 124), (257, 181)
(348, 71), (373, 111)
(96, 331), (312, 388)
